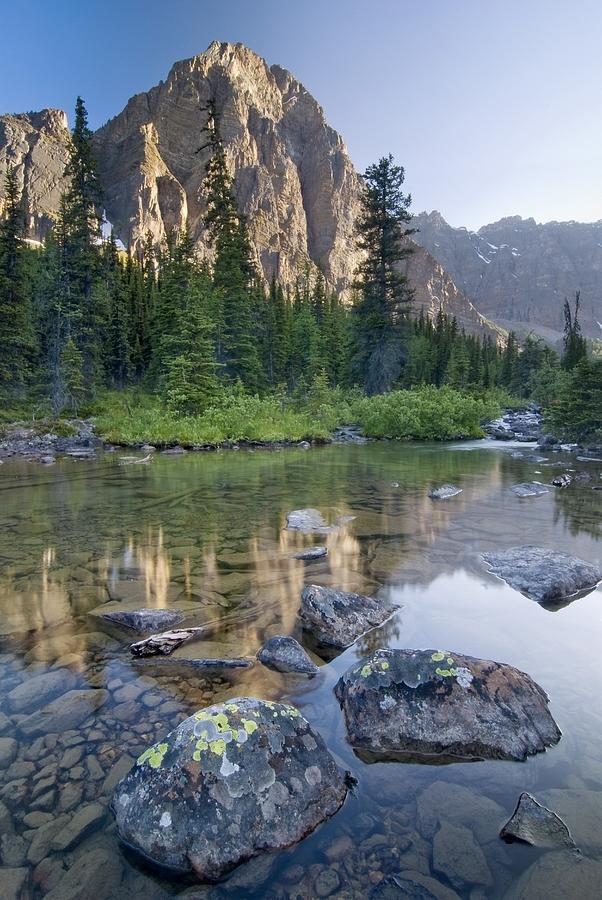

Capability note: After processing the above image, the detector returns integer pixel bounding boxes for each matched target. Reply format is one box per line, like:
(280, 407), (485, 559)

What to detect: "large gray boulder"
(483, 546), (600, 606)
(334, 649), (560, 762)
(19, 689), (109, 737)
(256, 636), (318, 675)
(112, 697), (348, 880)
(300, 584), (392, 651)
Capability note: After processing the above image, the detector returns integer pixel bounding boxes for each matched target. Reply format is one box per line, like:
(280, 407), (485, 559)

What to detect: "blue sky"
(2, 0), (600, 229)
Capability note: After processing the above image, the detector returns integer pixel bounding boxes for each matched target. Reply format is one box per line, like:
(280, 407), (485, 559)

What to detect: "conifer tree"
(561, 292), (587, 370)
(550, 356), (602, 441)
(202, 101), (262, 390)
(0, 165), (34, 395)
(163, 276), (218, 415)
(500, 331), (519, 389)
(59, 336), (85, 413)
(49, 97), (105, 397)
(352, 155), (415, 394)
(103, 234), (131, 388)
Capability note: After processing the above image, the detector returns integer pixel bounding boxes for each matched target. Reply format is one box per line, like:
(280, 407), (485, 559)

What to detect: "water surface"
(0, 441), (601, 898)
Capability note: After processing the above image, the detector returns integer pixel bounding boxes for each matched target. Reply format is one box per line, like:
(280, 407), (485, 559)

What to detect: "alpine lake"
(0, 438), (601, 899)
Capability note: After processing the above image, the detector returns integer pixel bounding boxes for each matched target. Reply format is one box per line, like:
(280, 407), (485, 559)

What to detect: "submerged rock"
(500, 792), (577, 849)
(299, 584), (392, 651)
(44, 847), (123, 900)
(482, 546), (600, 606)
(511, 483), (550, 497)
(0, 738), (18, 769)
(257, 636), (318, 675)
(7, 668), (77, 713)
(19, 689), (109, 737)
(371, 871), (461, 900)
(286, 509), (337, 533)
(293, 546), (328, 560)
(112, 697), (348, 880)
(98, 607), (184, 633)
(416, 781), (505, 844)
(428, 485), (462, 500)
(433, 821), (493, 889)
(503, 850), (602, 900)
(334, 648), (560, 762)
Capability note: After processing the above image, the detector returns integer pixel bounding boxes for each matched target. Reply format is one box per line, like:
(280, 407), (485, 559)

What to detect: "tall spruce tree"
(202, 100), (263, 390)
(352, 155), (415, 394)
(45, 96), (104, 409)
(0, 165), (34, 395)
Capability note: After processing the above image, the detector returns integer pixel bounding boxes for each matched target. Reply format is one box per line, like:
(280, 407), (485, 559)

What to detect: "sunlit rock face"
(0, 109), (70, 239)
(93, 41), (361, 295)
(335, 648), (561, 762)
(111, 697), (348, 880)
(0, 42), (498, 338)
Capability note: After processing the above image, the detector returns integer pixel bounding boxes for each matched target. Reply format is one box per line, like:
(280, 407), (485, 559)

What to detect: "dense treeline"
(0, 98), (598, 442)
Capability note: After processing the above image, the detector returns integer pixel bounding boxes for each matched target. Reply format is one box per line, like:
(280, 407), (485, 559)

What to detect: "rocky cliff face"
(413, 211), (602, 341)
(0, 42), (497, 339)
(93, 41), (361, 294)
(0, 109), (71, 239)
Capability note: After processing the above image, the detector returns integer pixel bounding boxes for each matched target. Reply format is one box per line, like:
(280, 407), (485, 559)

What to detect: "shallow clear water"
(0, 441), (601, 898)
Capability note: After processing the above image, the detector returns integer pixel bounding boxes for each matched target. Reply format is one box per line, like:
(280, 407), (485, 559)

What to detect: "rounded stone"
(112, 697), (348, 881)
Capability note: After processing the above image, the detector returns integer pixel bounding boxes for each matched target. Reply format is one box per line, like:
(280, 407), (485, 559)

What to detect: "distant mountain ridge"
(413, 211), (602, 341)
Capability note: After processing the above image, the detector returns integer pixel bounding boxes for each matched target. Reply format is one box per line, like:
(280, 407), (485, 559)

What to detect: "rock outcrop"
(413, 210), (602, 341)
(111, 697), (348, 880)
(334, 648), (561, 761)
(0, 109), (71, 239)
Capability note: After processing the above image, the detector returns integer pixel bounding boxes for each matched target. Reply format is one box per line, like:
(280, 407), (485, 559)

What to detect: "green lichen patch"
(137, 741), (169, 769)
(435, 667), (458, 678)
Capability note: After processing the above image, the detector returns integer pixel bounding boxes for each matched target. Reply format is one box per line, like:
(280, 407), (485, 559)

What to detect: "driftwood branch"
(130, 626), (205, 657)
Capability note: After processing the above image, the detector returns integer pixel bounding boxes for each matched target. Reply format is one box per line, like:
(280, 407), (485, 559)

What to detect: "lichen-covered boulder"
(483, 546), (600, 606)
(300, 584), (392, 651)
(111, 697), (348, 880)
(334, 649), (561, 762)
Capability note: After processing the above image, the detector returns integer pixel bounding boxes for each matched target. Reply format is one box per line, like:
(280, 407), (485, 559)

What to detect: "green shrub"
(351, 386), (501, 441)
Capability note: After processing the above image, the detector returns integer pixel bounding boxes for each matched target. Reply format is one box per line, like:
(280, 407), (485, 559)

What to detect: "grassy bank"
(91, 385), (507, 447)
